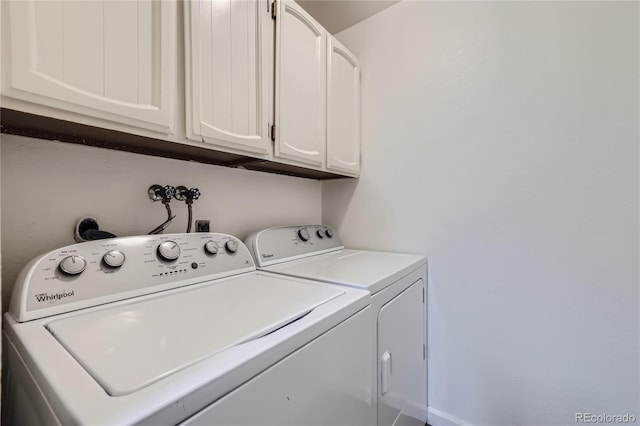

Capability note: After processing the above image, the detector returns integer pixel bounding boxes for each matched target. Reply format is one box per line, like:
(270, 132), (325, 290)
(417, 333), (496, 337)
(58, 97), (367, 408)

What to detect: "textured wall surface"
(1, 134), (322, 311)
(325, 2), (640, 424)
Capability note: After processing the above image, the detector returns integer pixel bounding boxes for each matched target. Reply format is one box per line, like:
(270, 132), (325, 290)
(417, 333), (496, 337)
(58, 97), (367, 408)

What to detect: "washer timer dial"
(157, 241), (181, 261)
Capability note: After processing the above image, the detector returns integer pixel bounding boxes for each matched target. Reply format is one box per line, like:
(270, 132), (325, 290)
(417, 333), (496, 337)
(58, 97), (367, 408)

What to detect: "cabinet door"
(327, 37), (360, 176)
(1, 0), (174, 134)
(378, 279), (427, 425)
(275, 0), (326, 167)
(185, 0), (271, 156)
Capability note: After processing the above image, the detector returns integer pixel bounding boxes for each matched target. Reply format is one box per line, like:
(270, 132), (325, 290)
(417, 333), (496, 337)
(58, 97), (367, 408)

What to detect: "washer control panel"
(245, 225), (343, 267)
(10, 233), (255, 322)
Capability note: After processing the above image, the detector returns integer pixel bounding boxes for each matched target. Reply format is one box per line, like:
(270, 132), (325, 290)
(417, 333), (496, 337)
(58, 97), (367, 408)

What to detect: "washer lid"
(262, 250), (426, 294)
(46, 273), (343, 396)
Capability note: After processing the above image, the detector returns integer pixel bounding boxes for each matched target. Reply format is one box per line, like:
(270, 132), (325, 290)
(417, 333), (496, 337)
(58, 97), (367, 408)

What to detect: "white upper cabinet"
(1, 0), (360, 178)
(185, 0), (272, 156)
(275, 0), (326, 168)
(326, 36), (360, 176)
(1, 0), (175, 134)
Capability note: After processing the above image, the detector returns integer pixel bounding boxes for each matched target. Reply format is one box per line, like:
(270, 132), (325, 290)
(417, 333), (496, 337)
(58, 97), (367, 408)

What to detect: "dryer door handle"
(381, 351), (391, 395)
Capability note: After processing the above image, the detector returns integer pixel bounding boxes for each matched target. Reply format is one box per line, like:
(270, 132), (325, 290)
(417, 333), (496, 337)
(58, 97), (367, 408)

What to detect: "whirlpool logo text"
(34, 290), (75, 304)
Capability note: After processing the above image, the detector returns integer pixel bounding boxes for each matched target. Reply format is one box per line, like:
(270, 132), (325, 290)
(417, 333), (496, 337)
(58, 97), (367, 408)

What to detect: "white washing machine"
(2, 232), (376, 425)
(245, 225), (428, 426)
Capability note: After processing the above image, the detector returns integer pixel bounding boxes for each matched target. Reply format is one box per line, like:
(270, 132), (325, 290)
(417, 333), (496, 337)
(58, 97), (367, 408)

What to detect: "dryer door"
(378, 279), (427, 425)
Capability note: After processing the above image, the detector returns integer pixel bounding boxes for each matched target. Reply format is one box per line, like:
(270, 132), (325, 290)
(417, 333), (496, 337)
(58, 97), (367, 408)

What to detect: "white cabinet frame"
(1, 0), (175, 134)
(274, 0), (327, 168)
(327, 36), (360, 176)
(184, 0), (272, 156)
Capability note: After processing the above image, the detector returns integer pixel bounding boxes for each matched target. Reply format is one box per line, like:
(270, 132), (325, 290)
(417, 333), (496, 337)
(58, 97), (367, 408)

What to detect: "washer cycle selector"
(103, 250), (125, 268)
(157, 241), (181, 261)
(316, 229), (325, 239)
(59, 255), (87, 275)
(204, 240), (219, 255)
(325, 228), (334, 238)
(225, 240), (239, 254)
(298, 228), (310, 242)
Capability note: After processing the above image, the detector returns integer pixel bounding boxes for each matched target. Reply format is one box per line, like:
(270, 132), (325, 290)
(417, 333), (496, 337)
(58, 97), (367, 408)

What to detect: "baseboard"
(395, 401), (428, 425)
(427, 407), (471, 426)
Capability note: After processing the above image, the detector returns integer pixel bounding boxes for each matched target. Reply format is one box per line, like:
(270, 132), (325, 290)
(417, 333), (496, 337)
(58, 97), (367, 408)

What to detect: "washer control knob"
(157, 241), (181, 261)
(316, 229), (325, 239)
(59, 255), (87, 275)
(325, 228), (334, 238)
(225, 240), (239, 254)
(103, 250), (125, 268)
(204, 240), (219, 255)
(298, 228), (311, 242)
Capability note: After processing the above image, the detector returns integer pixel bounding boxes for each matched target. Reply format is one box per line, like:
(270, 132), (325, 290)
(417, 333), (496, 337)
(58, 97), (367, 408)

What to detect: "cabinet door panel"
(63, 1), (104, 96)
(2, 0), (174, 133)
(33, 1), (64, 82)
(327, 37), (360, 176)
(275, 0), (326, 167)
(104, 1), (139, 104)
(210, 0), (232, 132)
(186, 0), (271, 155)
(137, 1), (155, 106)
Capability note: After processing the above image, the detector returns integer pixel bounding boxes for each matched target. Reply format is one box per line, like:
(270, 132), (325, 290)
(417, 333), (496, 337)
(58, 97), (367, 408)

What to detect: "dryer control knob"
(103, 250), (125, 268)
(157, 241), (181, 261)
(298, 228), (311, 242)
(316, 229), (325, 239)
(59, 255), (87, 275)
(325, 228), (334, 238)
(225, 240), (239, 254)
(204, 240), (219, 255)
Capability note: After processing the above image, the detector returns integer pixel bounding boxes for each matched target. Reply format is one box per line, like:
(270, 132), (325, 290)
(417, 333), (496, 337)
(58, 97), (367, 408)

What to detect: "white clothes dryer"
(3, 233), (375, 425)
(245, 225), (428, 426)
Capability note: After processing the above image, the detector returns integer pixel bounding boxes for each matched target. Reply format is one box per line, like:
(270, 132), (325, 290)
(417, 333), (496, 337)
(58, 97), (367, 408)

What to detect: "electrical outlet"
(195, 220), (210, 233)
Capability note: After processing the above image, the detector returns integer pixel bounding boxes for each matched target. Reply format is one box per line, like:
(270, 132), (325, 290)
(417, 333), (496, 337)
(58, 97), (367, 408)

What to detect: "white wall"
(1, 134), (321, 311)
(324, 2), (639, 425)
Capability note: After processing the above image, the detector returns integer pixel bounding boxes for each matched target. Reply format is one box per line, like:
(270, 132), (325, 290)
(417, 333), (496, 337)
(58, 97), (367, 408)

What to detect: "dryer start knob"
(157, 241), (181, 261)
(298, 228), (311, 242)
(59, 255), (87, 275)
